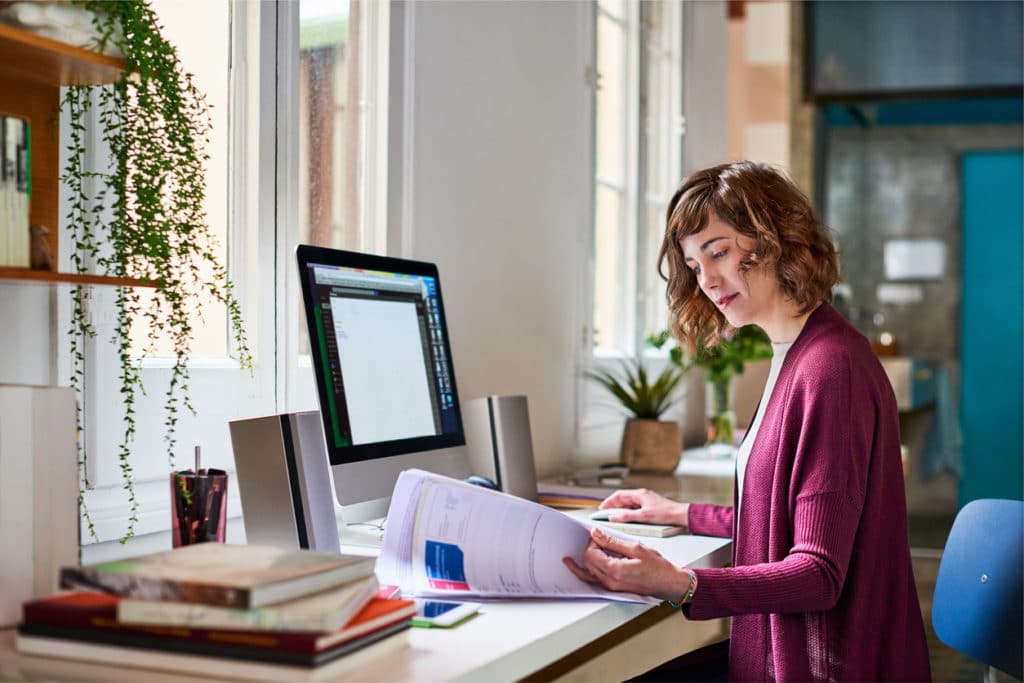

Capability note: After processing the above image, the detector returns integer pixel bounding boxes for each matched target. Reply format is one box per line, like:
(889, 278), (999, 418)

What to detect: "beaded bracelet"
(667, 568), (697, 609)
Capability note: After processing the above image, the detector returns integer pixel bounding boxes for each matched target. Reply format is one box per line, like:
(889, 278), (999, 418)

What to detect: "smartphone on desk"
(410, 599), (481, 628)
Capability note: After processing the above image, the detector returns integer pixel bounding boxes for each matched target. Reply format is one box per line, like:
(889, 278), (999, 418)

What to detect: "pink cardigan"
(684, 304), (931, 682)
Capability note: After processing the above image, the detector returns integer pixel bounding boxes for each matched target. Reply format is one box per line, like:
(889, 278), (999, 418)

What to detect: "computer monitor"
(296, 245), (468, 521)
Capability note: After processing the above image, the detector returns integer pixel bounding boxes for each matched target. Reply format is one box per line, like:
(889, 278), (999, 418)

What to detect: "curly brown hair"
(657, 161), (839, 351)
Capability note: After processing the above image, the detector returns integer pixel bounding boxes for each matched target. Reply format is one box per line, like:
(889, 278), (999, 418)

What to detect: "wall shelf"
(0, 24), (131, 287)
(0, 23), (124, 87)
(0, 267), (153, 288)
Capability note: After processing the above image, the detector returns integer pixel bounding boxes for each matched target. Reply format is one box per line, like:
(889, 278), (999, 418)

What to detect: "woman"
(565, 161), (930, 682)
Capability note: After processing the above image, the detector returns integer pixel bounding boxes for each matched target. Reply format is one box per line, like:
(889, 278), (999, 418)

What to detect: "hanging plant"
(63, 0), (252, 542)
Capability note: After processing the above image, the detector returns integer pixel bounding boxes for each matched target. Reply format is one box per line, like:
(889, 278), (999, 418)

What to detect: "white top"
(736, 341), (793, 523)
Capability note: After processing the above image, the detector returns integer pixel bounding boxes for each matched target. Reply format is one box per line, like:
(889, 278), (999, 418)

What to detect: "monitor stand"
(336, 497), (391, 550)
(339, 518), (387, 550)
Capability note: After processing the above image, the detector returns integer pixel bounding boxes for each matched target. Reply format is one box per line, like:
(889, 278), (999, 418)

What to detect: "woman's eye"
(711, 249), (728, 260)
(690, 265), (701, 275)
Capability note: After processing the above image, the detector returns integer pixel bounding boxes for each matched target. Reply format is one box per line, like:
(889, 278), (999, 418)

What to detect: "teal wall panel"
(960, 150), (1024, 504)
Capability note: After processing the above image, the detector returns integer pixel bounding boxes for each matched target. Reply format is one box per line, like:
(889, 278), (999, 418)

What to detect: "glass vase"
(705, 374), (736, 456)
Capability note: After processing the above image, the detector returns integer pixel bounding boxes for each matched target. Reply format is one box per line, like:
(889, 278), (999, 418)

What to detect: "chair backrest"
(932, 498), (1023, 680)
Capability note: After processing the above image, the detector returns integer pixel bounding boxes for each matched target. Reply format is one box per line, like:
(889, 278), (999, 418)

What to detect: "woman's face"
(680, 212), (782, 330)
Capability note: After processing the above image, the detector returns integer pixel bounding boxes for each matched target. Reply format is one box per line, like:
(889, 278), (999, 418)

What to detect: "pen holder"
(170, 469), (228, 547)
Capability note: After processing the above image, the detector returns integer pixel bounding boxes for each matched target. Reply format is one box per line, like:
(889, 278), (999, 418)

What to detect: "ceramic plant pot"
(620, 418), (682, 473)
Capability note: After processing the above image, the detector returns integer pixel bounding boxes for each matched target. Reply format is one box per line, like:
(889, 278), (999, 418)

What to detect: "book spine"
(16, 625), (409, 683)
(24, 595), (417, 656)
(0, 115), (9, 267)
(59, 567), (251, 608)
(0, 115), (29, 267)
(118, 576), (378, 632)
(23, 611), (322, 655)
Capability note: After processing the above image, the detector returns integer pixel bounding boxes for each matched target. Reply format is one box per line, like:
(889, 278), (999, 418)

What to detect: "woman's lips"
(717, 293), (738, 310)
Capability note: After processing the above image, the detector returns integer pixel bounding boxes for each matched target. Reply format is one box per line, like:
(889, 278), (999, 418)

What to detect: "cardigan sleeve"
(685, 492), (861, 618)
(686, 503), (734, 538)
(684, 342), (873, 620)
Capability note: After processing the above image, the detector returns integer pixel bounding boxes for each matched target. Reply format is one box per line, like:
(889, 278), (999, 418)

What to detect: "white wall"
(401, 1), (591, 478)
(682, 0), (727, 178)
(0, 284), (51, 386)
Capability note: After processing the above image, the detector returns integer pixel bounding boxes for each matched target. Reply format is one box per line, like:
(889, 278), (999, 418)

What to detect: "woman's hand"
(563, 527), (692, 601)
(599, 488), (689, 528)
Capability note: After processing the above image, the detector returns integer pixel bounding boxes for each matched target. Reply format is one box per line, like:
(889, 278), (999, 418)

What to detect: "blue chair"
(932, 498), (1023, 680)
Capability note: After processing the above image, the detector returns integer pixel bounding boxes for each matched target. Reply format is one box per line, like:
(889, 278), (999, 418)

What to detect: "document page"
(378, 470), (657, 604)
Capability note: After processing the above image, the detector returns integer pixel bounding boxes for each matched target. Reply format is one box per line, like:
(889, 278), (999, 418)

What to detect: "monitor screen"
(296, 245), (467, 511)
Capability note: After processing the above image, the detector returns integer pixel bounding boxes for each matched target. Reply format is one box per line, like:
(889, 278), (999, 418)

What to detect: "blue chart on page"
(424, 540), (470, 591)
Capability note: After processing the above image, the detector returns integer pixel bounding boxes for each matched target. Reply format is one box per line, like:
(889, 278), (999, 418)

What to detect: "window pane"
(299, 0), (365, 252)
(297, 0), (358, 358)
(128, 0), (230, 358)
(294, 0), (387, 361)
(596, 12), (625, 185)
(643, 1), (680, 196)
(593, 184), (632, 353)
(638, 0), (680, 346)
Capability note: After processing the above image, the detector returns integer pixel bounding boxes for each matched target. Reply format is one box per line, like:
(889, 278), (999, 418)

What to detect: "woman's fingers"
(566, 547), (619, 585)
(599, 489), (644, 510)
(567, 530), (672, 597)
(563, 557), (599, 583)
(590, 527), (642, 557)
(608, 507), (644, 522)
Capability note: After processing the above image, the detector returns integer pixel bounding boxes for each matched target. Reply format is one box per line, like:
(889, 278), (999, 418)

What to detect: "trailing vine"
(63, 0), (252, 543)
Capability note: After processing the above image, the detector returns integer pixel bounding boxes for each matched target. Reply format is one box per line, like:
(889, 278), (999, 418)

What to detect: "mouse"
(464, 475), (499, 490)
(589, 507), (635, 521)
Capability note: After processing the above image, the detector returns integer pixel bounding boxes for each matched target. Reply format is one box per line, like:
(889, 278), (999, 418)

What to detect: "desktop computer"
(233, 246), (539, 549)
(295, 245), (471, 525)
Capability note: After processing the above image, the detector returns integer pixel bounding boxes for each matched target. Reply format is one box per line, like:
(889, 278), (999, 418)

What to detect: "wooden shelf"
(0, 24), (128, 286)
(0, 267), (153, 288)
(0, 23), (125, 87)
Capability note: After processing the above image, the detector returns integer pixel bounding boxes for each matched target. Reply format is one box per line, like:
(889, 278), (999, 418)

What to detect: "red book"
(21, 592), (415, 665)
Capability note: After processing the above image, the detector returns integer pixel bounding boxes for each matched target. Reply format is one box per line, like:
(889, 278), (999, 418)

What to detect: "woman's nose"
(699, 266), (720, 291)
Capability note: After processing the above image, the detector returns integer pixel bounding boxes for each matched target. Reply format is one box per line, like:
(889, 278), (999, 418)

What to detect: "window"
(579, 0), (683, 449)
(591, 0), (683, 359)
(286, 0), (391, 411)
(79, 0), (271, 547)
(77, 0), (390, 550)
(297, 0), (388, 256)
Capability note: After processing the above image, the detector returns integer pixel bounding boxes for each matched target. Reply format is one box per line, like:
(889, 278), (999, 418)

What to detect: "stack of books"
(16, 543), (416, 682)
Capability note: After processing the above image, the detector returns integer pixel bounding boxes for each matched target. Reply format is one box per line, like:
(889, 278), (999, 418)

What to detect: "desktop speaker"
(463, 395), (538, 501)
(229, 411), (341, 553)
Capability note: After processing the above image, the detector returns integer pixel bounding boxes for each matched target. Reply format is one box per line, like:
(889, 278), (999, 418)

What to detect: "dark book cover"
(17, 619), (408, 668)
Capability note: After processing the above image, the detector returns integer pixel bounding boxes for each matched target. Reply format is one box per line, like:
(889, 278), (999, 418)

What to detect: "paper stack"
(378, 469), (659, 604)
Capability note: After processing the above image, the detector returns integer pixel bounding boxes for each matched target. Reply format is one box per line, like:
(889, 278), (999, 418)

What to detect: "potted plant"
(62, 1), (251, 541)
(587, 359), (687, 473)
(649, 325), (772, 453)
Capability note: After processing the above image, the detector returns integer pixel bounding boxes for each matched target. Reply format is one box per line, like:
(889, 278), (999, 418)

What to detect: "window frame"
(578, 0), (684, 450)
(71, 0), (394, 552)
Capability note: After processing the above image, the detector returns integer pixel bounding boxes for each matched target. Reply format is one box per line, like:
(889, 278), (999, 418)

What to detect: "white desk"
(358, 530), (730, 682)
(0, 530), (731, 682)
(675, 447), (736, 479)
